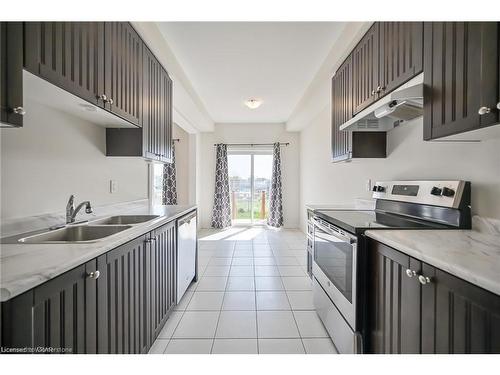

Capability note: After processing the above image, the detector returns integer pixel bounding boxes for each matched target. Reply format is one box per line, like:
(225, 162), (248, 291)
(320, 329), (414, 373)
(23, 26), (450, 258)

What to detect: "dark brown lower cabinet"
(1, 290), (35, 351)
(368, 240), (421, 353)
(421, 264), (500, 353)
(31, 260), (99, 354)
(0, 215), (188, 354)
(103, 235), (148, 354)
(148, 221), (177, 342)
(368, 239), (500, 354)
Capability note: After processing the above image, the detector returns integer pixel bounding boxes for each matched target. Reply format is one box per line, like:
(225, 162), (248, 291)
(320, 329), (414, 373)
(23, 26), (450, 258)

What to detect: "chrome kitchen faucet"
(66, 195), (93, 224)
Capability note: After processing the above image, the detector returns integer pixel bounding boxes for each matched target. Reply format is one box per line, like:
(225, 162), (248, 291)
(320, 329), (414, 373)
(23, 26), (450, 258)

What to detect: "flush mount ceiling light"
(244, 98), (263, 109)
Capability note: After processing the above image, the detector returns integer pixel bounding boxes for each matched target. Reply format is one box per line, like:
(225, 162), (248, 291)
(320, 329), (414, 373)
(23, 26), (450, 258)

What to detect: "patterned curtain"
(162, 142), (177, 205)
(267, 142), (284, 227)
(211, 144), (232, 228)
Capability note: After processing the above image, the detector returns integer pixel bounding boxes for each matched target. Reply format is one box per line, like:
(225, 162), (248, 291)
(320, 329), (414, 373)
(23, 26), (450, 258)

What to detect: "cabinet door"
(0, 22), (24, 127)
(423, 22), (500, 140)
(421, 264), (500, 354)
(105, 235), (148, 354)
(142, 46), (173, 163)
(379, 22), (423, 95)
(104, 22), (142, 126)
(352, 23), (380, 115)
(149, 221), (177, 341)
(32, 260), (98, 354)
(142, 47), (162, 160)
(1, 290), (33, 349)
(368, 240), (421, 354)
(24, 22), (104, 106)
(331, 56), (352, 162)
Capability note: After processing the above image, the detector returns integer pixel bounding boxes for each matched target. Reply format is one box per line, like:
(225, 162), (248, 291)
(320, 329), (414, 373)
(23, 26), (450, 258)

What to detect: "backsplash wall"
(0, 98), (148, 220)
(299, 107), (500, 230)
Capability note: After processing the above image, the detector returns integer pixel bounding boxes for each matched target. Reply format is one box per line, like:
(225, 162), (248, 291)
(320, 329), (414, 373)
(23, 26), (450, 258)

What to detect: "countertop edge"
(0, 205), (197, 302)
(365, 230), (500, 297)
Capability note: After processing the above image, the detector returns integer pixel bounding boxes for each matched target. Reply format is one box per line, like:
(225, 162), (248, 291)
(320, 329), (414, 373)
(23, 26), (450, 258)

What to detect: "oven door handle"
(313, 218), (356, 244)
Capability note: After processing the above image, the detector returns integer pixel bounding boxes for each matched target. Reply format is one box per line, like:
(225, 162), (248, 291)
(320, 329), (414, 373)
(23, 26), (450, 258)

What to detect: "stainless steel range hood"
(340, 74), (424, 132)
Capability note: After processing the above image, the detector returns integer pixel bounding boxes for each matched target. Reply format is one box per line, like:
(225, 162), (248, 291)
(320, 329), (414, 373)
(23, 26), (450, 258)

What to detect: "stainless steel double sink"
(14, 215), (160, 244)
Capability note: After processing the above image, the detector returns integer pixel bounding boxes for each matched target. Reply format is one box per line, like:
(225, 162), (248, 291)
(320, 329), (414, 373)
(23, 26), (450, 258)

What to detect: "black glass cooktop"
(314, 210), (450, 234)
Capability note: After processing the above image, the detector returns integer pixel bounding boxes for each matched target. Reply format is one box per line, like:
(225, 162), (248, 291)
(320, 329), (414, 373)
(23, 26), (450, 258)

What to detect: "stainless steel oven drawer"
(313, 278), (362, 354)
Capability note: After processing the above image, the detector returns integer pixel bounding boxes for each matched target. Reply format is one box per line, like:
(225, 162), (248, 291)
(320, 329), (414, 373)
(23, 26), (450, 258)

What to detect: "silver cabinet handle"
(478, 106), (491, 115)
(87, 270), (100, 279)
(108, 98), (114, 105)
(371, 89), (376, 96)
(98, 94), (108, 102)
(497, 102), (500, 110)
(418, 275), (432, 285)
(12, 106), (26, 116)
(405, 269), (416, 278)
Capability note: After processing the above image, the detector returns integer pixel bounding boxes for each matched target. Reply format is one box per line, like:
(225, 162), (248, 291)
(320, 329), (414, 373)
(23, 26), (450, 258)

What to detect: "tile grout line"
(161, 291), (193, 353)
(283, 272), (308, 354)
(209, 241), (234, 353)
(253, 241), (260, 354)
(188, 230), (324, 354)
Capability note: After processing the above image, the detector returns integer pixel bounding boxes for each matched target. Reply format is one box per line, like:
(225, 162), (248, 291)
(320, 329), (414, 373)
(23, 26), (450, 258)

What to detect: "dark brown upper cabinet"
(331, 56), (352, 162)
(106, 46), (173, 163)
(352, 23), (380, 115)
(104, 22), (143, 126)
(331, 55), (386, 163)
(0, 22), (24, 127)
(24, 22), (143, 127)
(142, 46), (173, 162)
(423, 22), (500, 140)
(24, 22), (105, 107)
(379, 22), (423, 95)
(352, 22), (424, 116)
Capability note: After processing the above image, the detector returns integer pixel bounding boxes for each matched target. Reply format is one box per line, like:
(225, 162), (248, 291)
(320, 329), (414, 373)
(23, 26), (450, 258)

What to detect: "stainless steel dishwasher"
(177, 211), (197, 303)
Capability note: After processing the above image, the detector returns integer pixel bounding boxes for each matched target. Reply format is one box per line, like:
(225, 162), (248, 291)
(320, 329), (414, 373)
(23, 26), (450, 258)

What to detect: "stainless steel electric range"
(311, 180), (471, 354)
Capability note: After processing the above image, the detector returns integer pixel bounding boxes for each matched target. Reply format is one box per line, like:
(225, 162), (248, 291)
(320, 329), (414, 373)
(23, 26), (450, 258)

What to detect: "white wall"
(0, 98), (148, 220)
(299, 107), (500, 230)
(198, 123), (300, 229)
(172, 123), (190, 205)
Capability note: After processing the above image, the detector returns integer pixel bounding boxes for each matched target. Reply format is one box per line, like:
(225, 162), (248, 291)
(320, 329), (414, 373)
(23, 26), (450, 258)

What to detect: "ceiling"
(156, 22), (346, 124)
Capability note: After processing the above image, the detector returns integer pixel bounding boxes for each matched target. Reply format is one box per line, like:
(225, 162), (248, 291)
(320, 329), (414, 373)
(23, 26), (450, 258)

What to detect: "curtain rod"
(213, 142), (290, 147)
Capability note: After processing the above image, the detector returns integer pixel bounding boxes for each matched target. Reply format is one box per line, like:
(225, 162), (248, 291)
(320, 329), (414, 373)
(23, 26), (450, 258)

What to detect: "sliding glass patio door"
(228, 150), (272, 225)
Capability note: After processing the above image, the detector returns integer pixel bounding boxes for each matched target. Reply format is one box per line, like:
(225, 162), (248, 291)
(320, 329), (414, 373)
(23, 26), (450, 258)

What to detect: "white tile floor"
(149, 227), (338, 354)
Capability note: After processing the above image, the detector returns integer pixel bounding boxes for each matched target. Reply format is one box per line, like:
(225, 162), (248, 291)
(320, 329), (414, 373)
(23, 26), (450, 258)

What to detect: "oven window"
(313, 226), (353, 302)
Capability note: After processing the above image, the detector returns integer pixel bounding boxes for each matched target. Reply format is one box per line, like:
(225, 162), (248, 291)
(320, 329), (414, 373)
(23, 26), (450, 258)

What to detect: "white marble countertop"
(365, 229), (500, 296)
(0, 204), (196, 302)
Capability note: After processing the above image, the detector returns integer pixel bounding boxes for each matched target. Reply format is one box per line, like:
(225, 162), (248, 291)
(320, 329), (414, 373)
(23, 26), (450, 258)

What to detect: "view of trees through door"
(228, 151), (273, 225)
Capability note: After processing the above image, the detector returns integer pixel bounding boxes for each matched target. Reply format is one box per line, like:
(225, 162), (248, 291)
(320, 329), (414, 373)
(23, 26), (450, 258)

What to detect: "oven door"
(313, 217), (357, 330)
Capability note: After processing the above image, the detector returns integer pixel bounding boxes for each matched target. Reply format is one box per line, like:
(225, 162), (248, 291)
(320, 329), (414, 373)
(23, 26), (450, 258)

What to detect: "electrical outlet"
(110, 180), (117, 194)
(366, 179), (372, 192)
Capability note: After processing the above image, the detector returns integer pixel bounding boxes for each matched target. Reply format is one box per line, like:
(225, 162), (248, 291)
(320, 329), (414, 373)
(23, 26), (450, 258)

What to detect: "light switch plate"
(110, 180), (117, 193)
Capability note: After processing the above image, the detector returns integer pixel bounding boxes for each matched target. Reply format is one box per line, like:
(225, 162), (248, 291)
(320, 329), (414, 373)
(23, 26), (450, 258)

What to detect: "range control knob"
(430, 186), (442, 196)
(441, 187), (455, 197)
(372, 185), (378, 192)
(376, 186), (385, 192)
